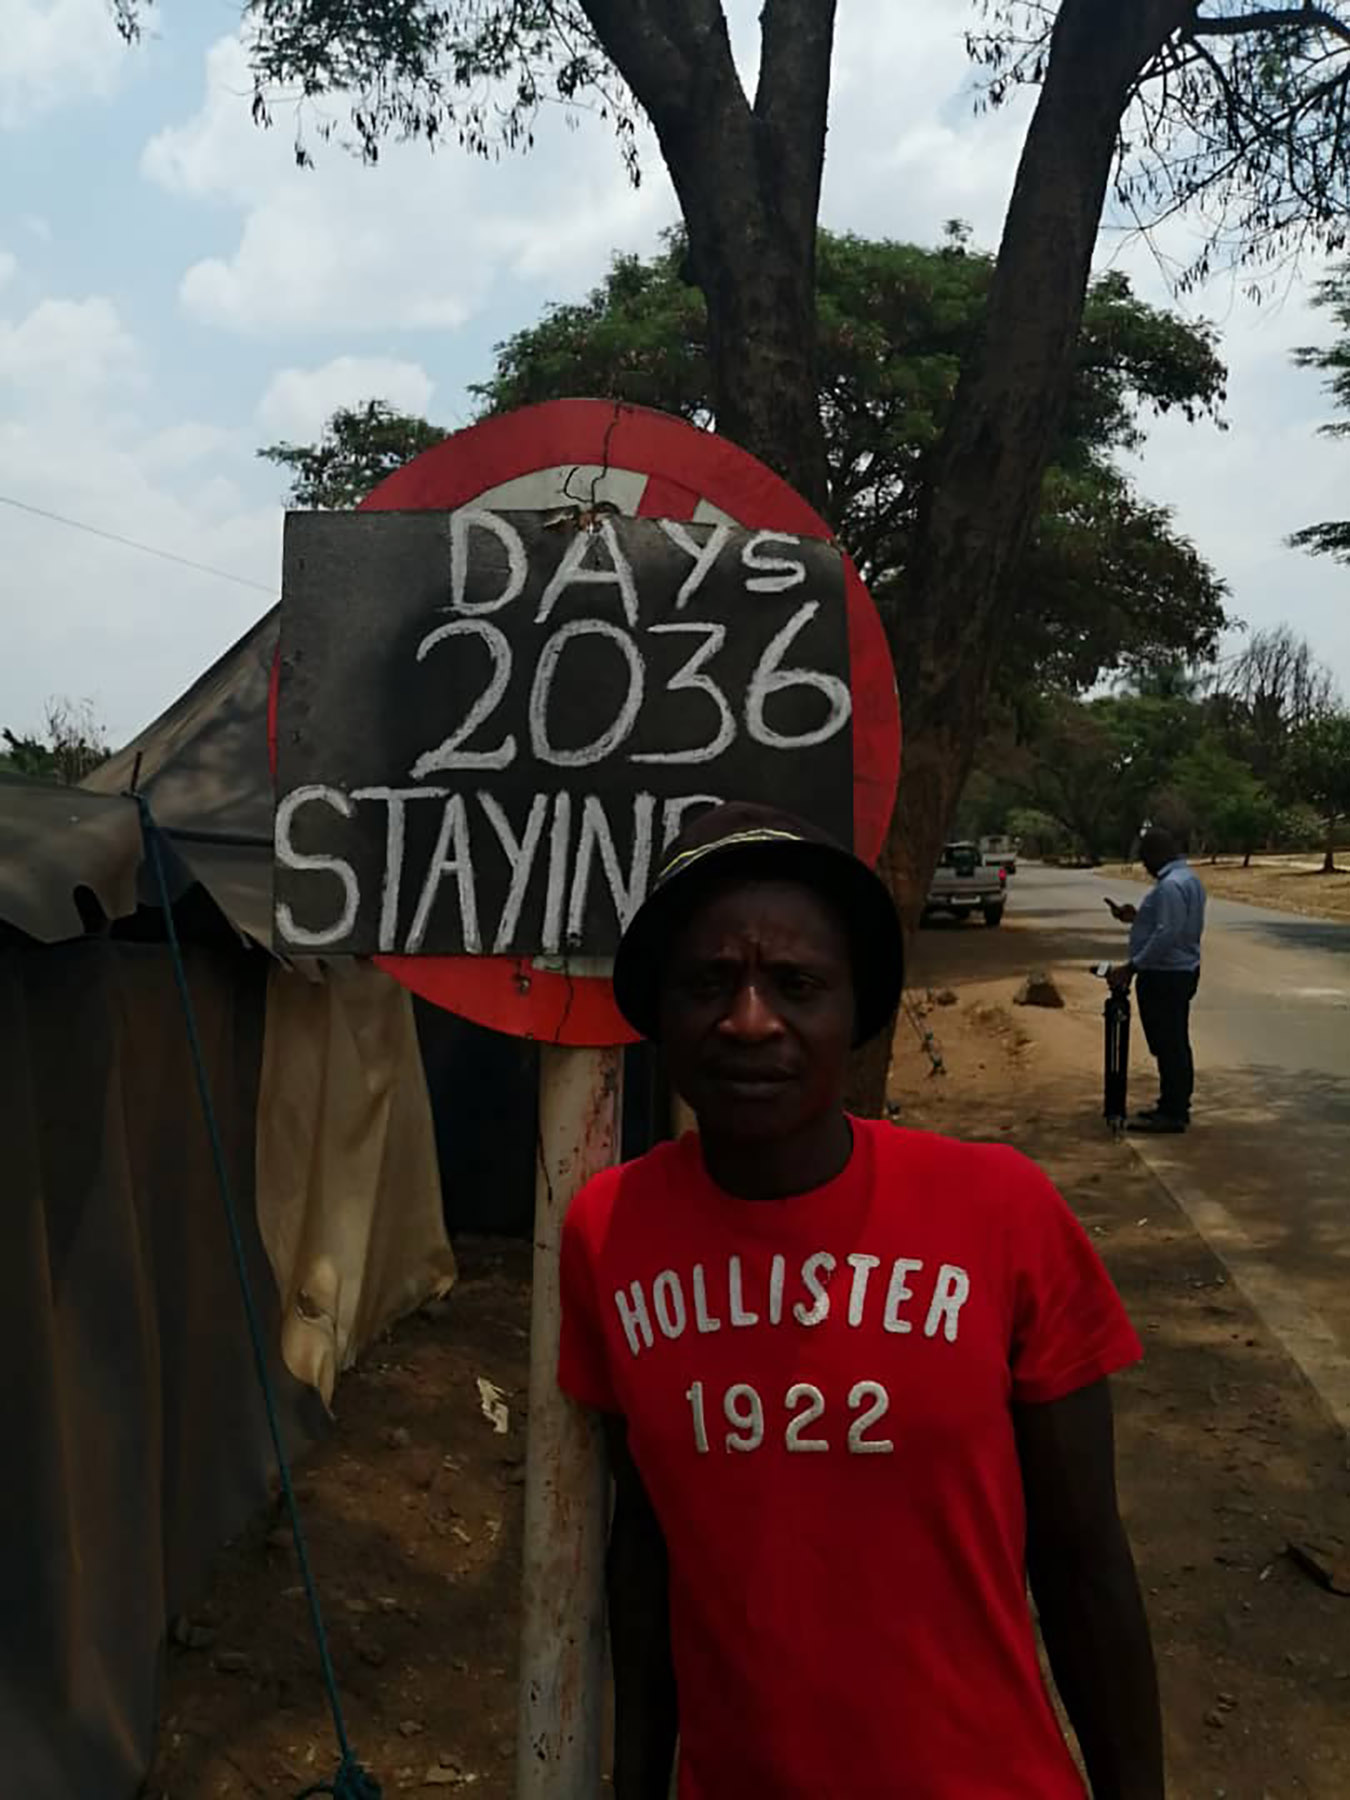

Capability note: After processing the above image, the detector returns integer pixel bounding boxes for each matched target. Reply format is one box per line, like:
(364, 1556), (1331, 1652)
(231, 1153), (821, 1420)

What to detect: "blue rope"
(136, 798), (381, 1800)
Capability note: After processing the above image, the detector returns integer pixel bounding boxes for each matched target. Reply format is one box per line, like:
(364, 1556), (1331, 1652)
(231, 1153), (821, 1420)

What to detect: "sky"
(2, 0), (1348, 748)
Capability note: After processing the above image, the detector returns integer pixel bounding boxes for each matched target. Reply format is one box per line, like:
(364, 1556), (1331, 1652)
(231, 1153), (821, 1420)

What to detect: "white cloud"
(257, 355), (435, 440)
(0, 0), (125, 128)
(142, 34), (671, 336)
(0, 286), (277, 744)
(0, 294), (139, 393)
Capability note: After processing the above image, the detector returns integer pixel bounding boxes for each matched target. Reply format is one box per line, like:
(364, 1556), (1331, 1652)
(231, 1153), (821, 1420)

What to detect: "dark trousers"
(1135, 969), (1200, 1121)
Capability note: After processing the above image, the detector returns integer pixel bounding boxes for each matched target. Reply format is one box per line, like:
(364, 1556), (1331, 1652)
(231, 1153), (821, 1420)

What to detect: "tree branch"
(755, 0), (839, 246)
(577, 0), (724, 126)
(1191, 5), (1350, 44)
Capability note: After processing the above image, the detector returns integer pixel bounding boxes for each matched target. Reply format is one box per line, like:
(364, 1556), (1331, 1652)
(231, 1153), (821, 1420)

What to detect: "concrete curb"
(1128, 1137), (1350, 1435)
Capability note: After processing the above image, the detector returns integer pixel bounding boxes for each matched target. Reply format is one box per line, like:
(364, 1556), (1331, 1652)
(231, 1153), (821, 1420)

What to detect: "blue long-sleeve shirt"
(1128, 858), (1206, 973)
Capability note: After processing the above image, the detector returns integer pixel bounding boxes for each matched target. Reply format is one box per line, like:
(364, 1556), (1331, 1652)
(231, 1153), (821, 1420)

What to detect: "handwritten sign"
(274, 509), (853, 959)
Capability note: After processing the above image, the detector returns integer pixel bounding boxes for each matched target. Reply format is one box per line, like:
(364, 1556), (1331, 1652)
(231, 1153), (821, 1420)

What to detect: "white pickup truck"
(924, 841), (1007, 927)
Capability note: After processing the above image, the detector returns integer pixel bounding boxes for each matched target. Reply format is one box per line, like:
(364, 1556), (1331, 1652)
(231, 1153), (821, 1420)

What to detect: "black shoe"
(1132, 1106), (1163, 1123)
(1128, 1113), (1188, 1135)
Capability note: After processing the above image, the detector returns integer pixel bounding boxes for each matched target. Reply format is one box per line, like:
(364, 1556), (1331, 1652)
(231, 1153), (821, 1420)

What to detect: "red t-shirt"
(559, 1118), (1142, 1800)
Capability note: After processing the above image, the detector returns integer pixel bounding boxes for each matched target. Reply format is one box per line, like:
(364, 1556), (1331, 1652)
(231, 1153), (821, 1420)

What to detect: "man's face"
(658, 878), (855, 1143)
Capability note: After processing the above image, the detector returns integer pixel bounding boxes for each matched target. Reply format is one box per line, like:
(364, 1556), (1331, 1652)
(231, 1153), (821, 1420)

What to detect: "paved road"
(912, 862), (1350, 1422)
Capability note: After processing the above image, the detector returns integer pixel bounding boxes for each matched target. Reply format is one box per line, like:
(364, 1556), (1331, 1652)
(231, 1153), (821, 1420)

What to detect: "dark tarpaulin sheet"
(85, 611), (279, 946)
(0, 937), (325, 1799)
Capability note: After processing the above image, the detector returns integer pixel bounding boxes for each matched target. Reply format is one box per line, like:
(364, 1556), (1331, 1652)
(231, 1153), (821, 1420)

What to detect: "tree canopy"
(1290, 261), (1350, 564)
(0, 699), (110, 785)
(259, 399), (449, 510)
(478, 230), (1231, 696)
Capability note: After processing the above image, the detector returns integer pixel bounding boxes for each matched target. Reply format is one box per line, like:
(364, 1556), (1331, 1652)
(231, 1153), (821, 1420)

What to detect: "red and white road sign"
(271, 397), (900, 1044)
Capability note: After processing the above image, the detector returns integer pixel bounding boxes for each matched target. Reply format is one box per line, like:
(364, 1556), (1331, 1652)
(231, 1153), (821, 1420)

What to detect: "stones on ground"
(933, 988), (958, 1006)
(215, 1650), (253, 1676)
(382, 1425), (413, 1451)
(169, 1616), (217, 1652)
(399, 1719), (425, 1738)
(1285, 1540), (1350, 1595)
(357, 1638), (387, 1668)
(1013, 970), (1064, 1009)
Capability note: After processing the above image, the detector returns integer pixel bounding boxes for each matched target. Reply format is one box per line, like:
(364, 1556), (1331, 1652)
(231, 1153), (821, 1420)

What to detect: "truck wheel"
(983, 903), (1005, 928)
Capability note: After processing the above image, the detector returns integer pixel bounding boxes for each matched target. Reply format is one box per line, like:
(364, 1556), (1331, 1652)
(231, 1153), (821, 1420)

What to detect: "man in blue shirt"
(1105, 827), (1206, 1134)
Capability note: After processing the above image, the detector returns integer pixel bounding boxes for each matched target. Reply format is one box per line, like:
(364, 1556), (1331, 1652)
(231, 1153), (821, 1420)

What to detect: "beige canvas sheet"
(256, 959), (457, 1407)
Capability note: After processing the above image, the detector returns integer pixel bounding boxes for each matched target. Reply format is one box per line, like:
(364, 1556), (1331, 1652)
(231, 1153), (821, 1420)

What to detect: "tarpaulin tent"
(0, 731), (451, 1794)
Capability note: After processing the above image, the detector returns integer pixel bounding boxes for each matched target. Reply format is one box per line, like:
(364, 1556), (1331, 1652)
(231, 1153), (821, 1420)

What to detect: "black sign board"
(274, 509), (853, 959)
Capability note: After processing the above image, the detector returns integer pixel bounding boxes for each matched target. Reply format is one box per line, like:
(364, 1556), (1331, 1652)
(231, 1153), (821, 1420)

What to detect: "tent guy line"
(0, 491), (277, 596)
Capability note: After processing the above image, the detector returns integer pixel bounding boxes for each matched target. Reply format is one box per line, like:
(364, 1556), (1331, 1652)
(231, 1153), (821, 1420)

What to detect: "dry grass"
(1097, 853), (1350, 923)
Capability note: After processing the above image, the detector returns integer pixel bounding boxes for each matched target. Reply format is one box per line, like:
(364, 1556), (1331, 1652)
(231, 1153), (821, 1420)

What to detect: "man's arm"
(1014, 1380), (1164, 1800)
(603, 1415), (677, 1800)
(1127, 881), (1185, 973)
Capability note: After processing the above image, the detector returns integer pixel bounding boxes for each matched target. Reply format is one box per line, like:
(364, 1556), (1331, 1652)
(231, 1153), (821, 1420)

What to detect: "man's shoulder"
(862, 1118), (1047, 1194)
(566, 1136), (688, 1234)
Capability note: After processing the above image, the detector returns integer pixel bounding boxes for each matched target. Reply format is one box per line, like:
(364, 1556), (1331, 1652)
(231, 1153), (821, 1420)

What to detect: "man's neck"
(698, 1108), (853, 1201)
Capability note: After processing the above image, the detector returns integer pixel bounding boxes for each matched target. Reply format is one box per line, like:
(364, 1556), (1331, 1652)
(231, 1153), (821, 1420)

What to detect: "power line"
(0, 490), (276, 596)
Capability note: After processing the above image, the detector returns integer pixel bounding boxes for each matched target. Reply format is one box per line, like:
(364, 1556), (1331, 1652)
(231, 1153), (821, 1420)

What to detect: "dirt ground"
(1096, 853), (1350, 923)
(146, 954), (1350, 1799)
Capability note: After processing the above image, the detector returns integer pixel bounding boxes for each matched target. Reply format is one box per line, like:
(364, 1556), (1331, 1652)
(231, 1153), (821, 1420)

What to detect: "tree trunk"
(850, 0), (1192, 1115)
(1323, 814), (1338, 874)
(583, 0), (834, 514)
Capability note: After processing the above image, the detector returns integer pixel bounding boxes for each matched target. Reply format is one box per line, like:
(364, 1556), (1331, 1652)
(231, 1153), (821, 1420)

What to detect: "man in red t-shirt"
(559, 802), (1163, 1799)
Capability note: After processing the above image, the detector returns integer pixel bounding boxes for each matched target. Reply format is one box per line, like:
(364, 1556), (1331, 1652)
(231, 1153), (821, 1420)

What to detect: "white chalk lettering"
(536, 518), (639, 627)
(632, 621), (735, 765)
(794, 1252), (836, 1326)
(410, 617), (516, 777)
(691, 1264), (723, 1334)
(541, 791), (571, 955)
(530, 619), (645, 768)
(657, 518), (732, 607)
(924, 1264), (971, 1342)
(351, 785), (448, 951)
(883, 1258), (925, 1334)
(746, 601), (853, 751)
(615, 1282), (654, 1357)
(741, 529), (807, 593)
(449, 509), (528, 615)
(846, 1253), (881, 1327)
(405, 794), (481, 954)
(728, 1255), (760, 1327)
(274, 784), (360, 948)
(566, 792), (655, 944)
(652, 1270), (687, 1339)
(478, 791), (549, 955)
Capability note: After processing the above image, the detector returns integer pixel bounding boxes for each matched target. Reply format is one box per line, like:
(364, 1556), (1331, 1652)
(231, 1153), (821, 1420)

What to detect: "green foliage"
(259, 399), (450, 509)
(475, 228), (1230, 693)
(1170, 739), (1280, 860)
(235, 3), (639, 178)
(1285, 709), (1350, 866)
(1291, 261), (1350, 564)
(1, 699), (110, 785)
(976, 631), (1343, 864)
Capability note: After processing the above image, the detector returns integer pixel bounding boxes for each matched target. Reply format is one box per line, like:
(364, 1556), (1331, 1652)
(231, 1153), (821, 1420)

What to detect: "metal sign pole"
(515, 1042), (621, 1797)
